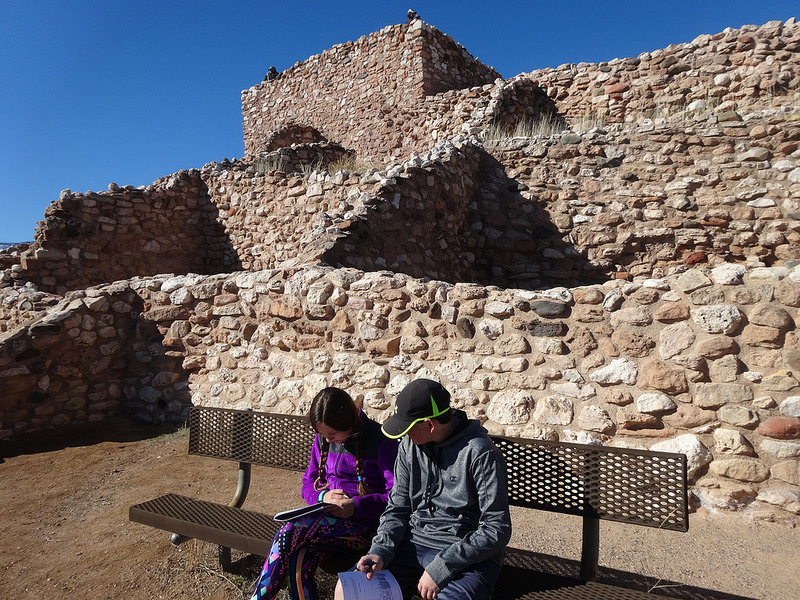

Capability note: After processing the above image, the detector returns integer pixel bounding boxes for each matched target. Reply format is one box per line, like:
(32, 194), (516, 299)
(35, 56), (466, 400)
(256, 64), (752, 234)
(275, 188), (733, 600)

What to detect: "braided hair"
(309, 387), (370, 497)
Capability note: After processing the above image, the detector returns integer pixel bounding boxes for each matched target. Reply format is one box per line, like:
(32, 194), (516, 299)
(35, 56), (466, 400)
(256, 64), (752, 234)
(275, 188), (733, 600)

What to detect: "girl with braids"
(250, 387), (398, 600)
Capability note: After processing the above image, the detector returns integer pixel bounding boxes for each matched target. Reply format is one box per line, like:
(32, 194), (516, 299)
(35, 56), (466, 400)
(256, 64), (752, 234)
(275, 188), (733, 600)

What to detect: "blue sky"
(1, 1), (797, 243)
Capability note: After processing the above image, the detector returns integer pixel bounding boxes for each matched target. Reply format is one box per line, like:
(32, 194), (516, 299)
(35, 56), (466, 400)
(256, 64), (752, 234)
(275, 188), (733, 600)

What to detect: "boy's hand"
(417, 571), (440, 600)
(356, 554), (383, 580)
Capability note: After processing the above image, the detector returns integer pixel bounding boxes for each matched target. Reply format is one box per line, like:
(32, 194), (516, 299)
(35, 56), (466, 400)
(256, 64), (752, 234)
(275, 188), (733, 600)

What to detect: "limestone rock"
(710, 264), (747, 285)
(533, 395), (574, 425)
(771, 461), (800, 486)
(693, 383), (753, 409)
(651, 434), (713, 480)
(609, 306), (653, 327)
(636, 392), (677, 414)
(694, 479), (757, 511)
(659, 321), (695, 359)
(755, 488), (800, 514)
(577, 405), (615, 433)
(487, 389), (534, 425)
(588, 358), (638, 385)
(617, 405), (659, 429)
(550, 381), (596, 398)
(673, 270), (712, 293)
(760, 370), (799, 391)
(719, 404), (758, 428)
(709, 458), (770, 483)
(485, 301), (514, 318)
(779, 396), (800, 418)
(760, 439), (800, 458)
(478, 318), (503, 340)
(691, 305), (743, 335)
(713, 429), (755, 456)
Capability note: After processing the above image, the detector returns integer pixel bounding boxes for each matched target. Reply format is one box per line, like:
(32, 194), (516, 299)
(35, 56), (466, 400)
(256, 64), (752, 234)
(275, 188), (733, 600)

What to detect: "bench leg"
(580, 516), (599, 581)
(218, 545), (232, 571)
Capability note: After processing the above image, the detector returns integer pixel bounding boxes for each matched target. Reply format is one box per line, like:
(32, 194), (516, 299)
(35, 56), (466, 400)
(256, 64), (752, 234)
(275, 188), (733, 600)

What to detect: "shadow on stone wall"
(264, 124), (329, 153)
(124, 304), (194, 425)
(471, 150), (601, 289)
(0, 285), (154, 438)
(319, 142), (598, 290)
(489, 78), (568, 134)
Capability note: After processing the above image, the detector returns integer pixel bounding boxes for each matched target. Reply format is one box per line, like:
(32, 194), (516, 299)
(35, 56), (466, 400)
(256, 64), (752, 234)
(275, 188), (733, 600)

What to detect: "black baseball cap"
(382, 378), (451, 439)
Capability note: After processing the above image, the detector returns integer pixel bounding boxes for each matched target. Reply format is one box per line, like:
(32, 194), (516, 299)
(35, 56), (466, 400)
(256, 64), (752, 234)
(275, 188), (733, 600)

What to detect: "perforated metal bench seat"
(129, 493), (279, 556)
(494, 570), (675, 600)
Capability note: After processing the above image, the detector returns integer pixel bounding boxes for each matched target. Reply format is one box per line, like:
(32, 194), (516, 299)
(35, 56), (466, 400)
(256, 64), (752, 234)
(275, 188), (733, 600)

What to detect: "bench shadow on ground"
(0, 415), (181, 462)
(222, 548), (754, 600)
(501, 548), (757, 600)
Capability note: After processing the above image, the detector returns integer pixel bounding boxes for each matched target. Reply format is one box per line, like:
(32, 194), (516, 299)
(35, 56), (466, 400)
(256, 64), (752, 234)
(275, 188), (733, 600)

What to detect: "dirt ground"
(1, 417), (797, 600)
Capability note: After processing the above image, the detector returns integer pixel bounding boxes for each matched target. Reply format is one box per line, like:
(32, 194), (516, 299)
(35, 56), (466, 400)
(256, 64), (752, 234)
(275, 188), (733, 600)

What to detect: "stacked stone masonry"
(1, 17), (799, 522)
(13, 172), (237, 295)
(241, 19), (800, 163)
(242, 20), (500, 161)
(519, 19), (800, 126)
(3, 265), (798, 521)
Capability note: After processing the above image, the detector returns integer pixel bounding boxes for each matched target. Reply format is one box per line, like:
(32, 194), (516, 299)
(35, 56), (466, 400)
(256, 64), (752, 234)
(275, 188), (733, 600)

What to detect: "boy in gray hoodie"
(336, 378), (512, 600)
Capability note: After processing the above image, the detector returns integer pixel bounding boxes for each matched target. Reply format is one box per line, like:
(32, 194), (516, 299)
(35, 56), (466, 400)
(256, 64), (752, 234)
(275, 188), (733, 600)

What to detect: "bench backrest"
(186, 407), (688, 532)
(491, 435), (689, 532)
(188, 406), (312, 471)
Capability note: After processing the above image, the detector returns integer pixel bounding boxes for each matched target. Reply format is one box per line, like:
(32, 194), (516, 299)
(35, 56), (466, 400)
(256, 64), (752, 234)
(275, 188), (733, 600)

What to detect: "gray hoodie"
(368, 410), (512, 588)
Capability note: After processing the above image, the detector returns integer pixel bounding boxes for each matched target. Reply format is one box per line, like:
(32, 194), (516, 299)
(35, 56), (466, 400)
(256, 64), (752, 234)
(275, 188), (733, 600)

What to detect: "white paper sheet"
(337, 569), (402, 600)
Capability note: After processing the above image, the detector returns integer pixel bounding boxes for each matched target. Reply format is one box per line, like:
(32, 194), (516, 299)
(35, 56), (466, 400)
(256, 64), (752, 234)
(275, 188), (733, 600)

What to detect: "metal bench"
(130, 406), (688, 598)
(130, 406), (314, 570)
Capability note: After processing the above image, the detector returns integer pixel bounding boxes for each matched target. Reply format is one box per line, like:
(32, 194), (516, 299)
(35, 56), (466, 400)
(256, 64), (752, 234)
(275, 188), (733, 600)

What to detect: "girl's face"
(316, 423), (351, 444)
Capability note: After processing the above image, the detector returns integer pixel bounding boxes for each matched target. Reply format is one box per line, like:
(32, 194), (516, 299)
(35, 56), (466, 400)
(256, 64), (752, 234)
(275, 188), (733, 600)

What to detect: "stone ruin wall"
(241, 20), (500, 162)
(516, 19), (800, 126)
(0, 283), (150, 435)
(205, 103), (800, 290)
(3, 264), (798, 521)
(10, 171), (237, 296)
(15, 19), (800, 302)
(11, 106), (800, 307)
(242, 19), (800, 164)
(1, 18), (800, 521)
(213, 142), (484, 278)
(486, 108), (800, 276)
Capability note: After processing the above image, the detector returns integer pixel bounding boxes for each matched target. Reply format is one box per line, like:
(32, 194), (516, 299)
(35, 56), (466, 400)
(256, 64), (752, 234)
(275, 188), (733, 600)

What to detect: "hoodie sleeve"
(368, 440), (412, 564)
(300, 434), (324, 505)
(424, 447), (512, 588)
(351, 436), (398, 520)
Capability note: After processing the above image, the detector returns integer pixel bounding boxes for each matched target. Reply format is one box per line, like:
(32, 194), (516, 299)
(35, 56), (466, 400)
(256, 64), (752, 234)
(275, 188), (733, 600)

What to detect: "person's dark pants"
(386, 538), (502, 600)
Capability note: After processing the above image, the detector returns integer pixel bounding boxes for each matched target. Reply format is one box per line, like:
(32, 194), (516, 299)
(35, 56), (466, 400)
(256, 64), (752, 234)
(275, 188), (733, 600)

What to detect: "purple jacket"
(301, 410), (398, 521)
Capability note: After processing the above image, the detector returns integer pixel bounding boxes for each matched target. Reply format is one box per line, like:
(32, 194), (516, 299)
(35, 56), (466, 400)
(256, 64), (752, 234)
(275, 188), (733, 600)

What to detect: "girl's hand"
(322, 489), (355, 518)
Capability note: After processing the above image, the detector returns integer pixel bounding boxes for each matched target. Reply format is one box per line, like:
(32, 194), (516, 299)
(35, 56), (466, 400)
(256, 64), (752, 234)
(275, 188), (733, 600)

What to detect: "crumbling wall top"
(241, 20), (500, 160)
